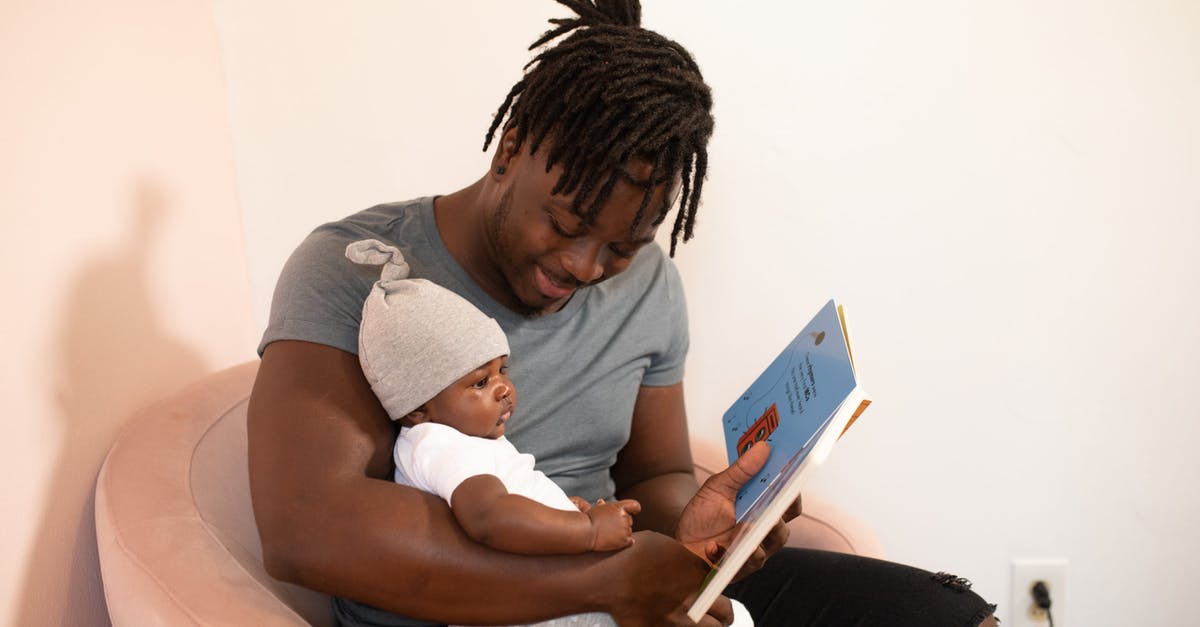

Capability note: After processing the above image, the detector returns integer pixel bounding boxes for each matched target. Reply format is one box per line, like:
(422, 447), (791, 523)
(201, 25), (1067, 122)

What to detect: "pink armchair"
(95, 361), (882, 626)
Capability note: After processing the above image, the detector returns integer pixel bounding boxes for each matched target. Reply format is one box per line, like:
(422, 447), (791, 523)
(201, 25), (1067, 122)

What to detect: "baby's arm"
(451, 474), (641, 554)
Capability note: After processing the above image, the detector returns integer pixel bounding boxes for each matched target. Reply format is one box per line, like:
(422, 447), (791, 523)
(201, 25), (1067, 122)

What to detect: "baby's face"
(423, 356), (516, 439)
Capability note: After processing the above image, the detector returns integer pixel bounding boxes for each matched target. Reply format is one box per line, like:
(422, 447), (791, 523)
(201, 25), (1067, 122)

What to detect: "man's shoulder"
(287, 197), (440, 278)
(308, 197), (432, 243)
(259, 197), (438, 356)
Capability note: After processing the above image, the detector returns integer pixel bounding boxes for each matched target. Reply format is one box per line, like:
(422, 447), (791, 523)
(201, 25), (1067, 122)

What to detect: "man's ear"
(489, 126), (520, 180)
(402, 405), (432, 427)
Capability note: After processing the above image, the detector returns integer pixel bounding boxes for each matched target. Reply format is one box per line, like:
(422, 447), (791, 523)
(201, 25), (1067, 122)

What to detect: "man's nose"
(560, 240), (605, 284)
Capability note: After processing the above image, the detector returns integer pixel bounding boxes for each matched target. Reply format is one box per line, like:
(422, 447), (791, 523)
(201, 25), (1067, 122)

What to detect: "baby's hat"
(345, 239), (510, 420)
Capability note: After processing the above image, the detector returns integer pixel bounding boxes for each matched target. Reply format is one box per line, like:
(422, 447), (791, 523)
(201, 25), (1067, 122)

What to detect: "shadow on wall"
(13, 180), (209, 626)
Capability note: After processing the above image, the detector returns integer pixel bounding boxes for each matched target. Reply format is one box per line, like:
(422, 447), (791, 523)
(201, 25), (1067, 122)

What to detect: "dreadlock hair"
(482, 0), (714, 256)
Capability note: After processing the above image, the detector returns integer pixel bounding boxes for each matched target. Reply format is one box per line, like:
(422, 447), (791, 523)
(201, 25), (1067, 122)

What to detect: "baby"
(346, 239), (637, 626)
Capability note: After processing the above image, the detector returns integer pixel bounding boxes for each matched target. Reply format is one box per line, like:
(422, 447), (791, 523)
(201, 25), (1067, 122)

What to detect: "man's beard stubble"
(489, 186), (546, 318)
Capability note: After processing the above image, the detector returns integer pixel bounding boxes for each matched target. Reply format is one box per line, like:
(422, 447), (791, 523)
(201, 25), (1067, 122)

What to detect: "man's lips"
(534, 266), (577, 300)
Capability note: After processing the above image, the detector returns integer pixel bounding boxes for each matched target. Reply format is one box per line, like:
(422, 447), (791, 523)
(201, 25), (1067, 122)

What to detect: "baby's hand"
(585, 498), (642, 551)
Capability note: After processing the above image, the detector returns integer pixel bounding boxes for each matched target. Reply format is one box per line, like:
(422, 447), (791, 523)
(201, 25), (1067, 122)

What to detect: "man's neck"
(432, 181), (522, 313)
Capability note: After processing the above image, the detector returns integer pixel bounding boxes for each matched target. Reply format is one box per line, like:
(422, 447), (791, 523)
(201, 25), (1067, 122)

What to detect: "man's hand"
(586, 499), (642, 551)
(603, 532), (735, 627)
(674, 441), (801, 578)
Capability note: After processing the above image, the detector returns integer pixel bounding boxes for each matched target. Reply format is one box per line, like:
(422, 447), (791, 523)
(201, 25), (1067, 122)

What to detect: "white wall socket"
(1010, 558), (1068, 627)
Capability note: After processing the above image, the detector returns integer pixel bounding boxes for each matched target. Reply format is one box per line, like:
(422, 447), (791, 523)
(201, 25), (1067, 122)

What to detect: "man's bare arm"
(611, 383), (702, 534)
(248, 341), (713, 625)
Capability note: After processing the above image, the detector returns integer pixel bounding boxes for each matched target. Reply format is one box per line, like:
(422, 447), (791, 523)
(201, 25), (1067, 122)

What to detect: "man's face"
(419, 356), (515, 439)
(485, 145), (674, 317)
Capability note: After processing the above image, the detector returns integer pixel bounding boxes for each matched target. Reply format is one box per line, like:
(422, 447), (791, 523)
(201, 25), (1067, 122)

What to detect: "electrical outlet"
(1010, 558), (1067, 627)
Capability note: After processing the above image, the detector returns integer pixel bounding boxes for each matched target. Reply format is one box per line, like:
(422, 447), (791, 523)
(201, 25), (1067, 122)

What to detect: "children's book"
(687, 299), (871, 622)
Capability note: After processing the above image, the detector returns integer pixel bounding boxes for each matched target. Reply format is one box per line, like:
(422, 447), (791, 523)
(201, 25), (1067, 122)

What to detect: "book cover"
(724, 298), (866, 521)
(687, 299), (870, 622)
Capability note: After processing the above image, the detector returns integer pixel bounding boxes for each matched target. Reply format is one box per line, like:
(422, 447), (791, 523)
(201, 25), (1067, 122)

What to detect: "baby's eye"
(499, 364), (509, 374)
(472, 376), (489, 389)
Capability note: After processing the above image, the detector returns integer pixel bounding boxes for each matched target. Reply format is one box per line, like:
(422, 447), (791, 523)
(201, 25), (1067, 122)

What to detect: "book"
(687, 299), (871, 622)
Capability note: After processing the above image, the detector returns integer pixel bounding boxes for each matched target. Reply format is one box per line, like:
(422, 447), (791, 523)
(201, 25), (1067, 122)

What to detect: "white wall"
(212, 0), (557, 334)
(1, 1), (257, 624)
(215, 1), (1200, 625)
(657, 2), (1200, 625)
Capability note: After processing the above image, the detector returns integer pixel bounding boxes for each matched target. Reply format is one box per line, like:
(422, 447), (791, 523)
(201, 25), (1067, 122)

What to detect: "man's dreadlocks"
(483, 0), (714, 256)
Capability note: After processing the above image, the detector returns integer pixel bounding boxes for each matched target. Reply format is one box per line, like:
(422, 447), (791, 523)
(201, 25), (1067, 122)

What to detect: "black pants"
(335, 549), (996, 626)
(725, 548), (996, 627)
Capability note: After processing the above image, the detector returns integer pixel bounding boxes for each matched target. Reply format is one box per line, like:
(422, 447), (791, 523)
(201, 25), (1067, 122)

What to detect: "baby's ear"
(402, 405), (431, 426)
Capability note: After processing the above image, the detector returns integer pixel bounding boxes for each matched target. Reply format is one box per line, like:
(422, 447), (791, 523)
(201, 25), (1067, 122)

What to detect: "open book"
(687, 299), (871, 622)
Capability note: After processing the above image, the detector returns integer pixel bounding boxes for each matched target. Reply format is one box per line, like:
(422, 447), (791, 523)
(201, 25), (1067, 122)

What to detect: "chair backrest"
(96, 361), (334, 627)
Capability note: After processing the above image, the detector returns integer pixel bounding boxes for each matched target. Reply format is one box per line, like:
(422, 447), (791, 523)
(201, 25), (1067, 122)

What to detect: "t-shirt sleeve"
(640, 252), (690, 387)
(401, 426), (500, 504)
(257, 227), (378, 356)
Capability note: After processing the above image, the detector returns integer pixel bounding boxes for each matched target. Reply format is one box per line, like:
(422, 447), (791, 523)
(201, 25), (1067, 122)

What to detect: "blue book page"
(722, 299), (859, 521)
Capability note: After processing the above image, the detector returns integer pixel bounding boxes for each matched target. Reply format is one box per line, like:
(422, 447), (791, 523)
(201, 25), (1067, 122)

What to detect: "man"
(249, 2), (998, 626)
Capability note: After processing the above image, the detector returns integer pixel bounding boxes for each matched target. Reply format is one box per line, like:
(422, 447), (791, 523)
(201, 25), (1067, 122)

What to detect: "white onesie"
(393, 422), (577, 512)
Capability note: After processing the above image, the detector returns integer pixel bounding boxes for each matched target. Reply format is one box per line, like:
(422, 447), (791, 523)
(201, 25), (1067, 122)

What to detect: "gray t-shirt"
(261, 196), (689, 501)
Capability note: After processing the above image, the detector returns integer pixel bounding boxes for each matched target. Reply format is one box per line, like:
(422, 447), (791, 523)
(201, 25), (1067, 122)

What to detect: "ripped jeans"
(725, 548), (997, 626)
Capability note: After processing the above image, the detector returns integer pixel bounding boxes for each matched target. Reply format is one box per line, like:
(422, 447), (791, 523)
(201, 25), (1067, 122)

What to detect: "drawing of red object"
(737, 403), (780, 457)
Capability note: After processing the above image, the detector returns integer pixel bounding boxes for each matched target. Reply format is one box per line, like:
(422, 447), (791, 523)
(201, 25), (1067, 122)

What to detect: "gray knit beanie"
(345, 239), (510, 421)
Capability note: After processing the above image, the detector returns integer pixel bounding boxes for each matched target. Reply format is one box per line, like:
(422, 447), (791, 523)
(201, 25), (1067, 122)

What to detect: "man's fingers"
(760, 519), (790, 555)
(703, 441), (770, 497)
(782, 494), (802, 522)
(681, 610), (725, 627)
(706, 540), (724, 564)
(705, 595), (734, 626)
(676, 594), (734, 627)
(742, 545), (767, 573)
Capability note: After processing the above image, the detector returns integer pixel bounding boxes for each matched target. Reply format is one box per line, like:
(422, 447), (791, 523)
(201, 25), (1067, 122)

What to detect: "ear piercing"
(496, 166), (506, 175)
